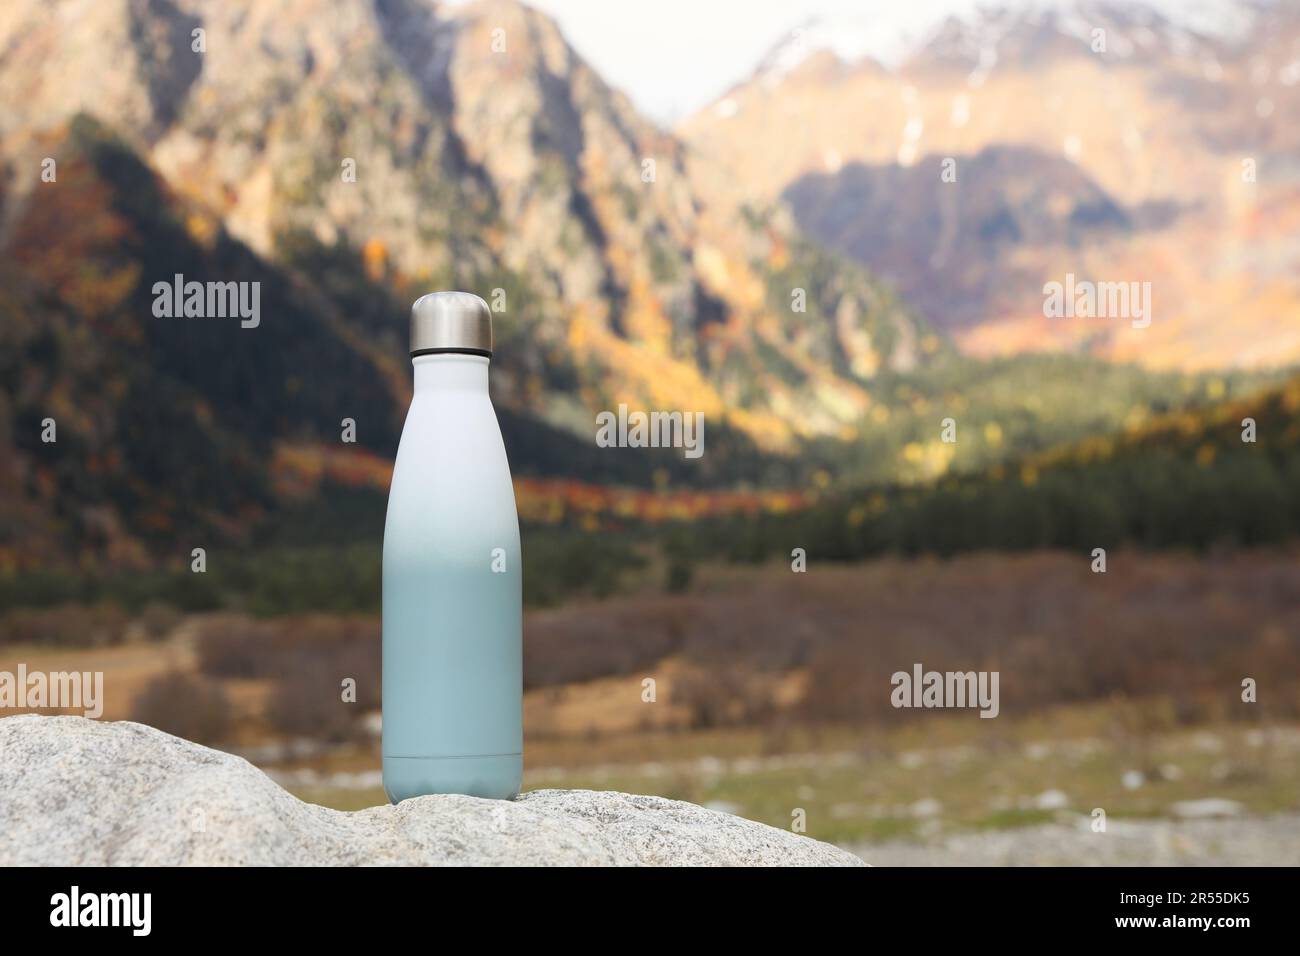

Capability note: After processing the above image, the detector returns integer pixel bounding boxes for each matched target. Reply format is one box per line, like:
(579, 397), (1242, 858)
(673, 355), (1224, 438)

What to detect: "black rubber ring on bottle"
(410, 347), (493, 358)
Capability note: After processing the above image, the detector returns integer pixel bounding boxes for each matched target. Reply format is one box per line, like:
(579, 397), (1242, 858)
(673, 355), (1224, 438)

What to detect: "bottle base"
(383, 754), (522, 803)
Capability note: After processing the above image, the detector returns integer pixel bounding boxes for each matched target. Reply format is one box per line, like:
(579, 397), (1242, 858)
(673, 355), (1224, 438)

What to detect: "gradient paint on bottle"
(382, 295), (521, 802)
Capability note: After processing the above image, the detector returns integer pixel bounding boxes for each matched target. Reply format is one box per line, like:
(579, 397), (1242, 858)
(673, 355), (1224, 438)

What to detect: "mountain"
(782, 144), (1153, 333)
(0, 0), (1287, 573)
(0, 117), (404, 567)
(0, 0), (933, 566)
(679, 0), (1300, 369)
(0, 0), (926, 450)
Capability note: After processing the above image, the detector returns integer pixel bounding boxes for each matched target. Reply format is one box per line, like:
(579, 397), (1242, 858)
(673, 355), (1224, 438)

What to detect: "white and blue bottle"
(382, 292), (522, 802)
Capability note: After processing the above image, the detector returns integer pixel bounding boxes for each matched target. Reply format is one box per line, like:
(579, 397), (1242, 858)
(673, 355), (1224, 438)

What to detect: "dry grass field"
(4, 548), (1298, 859)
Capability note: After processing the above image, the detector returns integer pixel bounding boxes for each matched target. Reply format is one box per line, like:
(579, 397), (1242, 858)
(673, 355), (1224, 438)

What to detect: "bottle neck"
(412, 353), (490, 394)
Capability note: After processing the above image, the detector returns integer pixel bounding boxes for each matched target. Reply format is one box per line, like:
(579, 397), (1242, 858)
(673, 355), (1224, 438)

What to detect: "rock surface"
(0, 716), (861, 866)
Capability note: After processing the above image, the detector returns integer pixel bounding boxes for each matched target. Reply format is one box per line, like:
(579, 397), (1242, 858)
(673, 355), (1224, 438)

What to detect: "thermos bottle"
(382, 292), (522, 802)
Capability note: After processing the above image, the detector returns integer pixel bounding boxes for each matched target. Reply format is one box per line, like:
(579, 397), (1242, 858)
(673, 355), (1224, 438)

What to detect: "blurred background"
(1, 0), (1298, 864)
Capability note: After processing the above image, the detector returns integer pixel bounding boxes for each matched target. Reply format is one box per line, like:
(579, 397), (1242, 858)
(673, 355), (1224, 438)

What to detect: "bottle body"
(382, 354), (522, 802)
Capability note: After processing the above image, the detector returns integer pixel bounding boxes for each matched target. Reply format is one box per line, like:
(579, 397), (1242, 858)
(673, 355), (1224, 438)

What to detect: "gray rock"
(0, 715), (862, 866)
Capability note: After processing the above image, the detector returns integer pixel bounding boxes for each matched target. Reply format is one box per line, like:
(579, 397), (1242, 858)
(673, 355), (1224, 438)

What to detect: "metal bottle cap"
(410, 291), (493, 357)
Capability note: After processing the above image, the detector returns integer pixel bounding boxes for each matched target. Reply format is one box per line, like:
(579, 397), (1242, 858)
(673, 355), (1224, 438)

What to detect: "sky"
(521, 0), (1252, 125)
(525, 0), (990, 124)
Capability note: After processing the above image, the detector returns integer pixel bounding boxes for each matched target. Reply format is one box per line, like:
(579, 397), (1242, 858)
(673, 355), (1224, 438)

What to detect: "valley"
(0, 0), (1297, 868)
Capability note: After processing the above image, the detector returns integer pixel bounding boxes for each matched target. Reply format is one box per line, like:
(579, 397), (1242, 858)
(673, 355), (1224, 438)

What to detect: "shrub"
(136, 602), (183, 641)
(264, 656), (361, 743)
(130, 671), (232, 744)
(0, 603), (128, 648)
